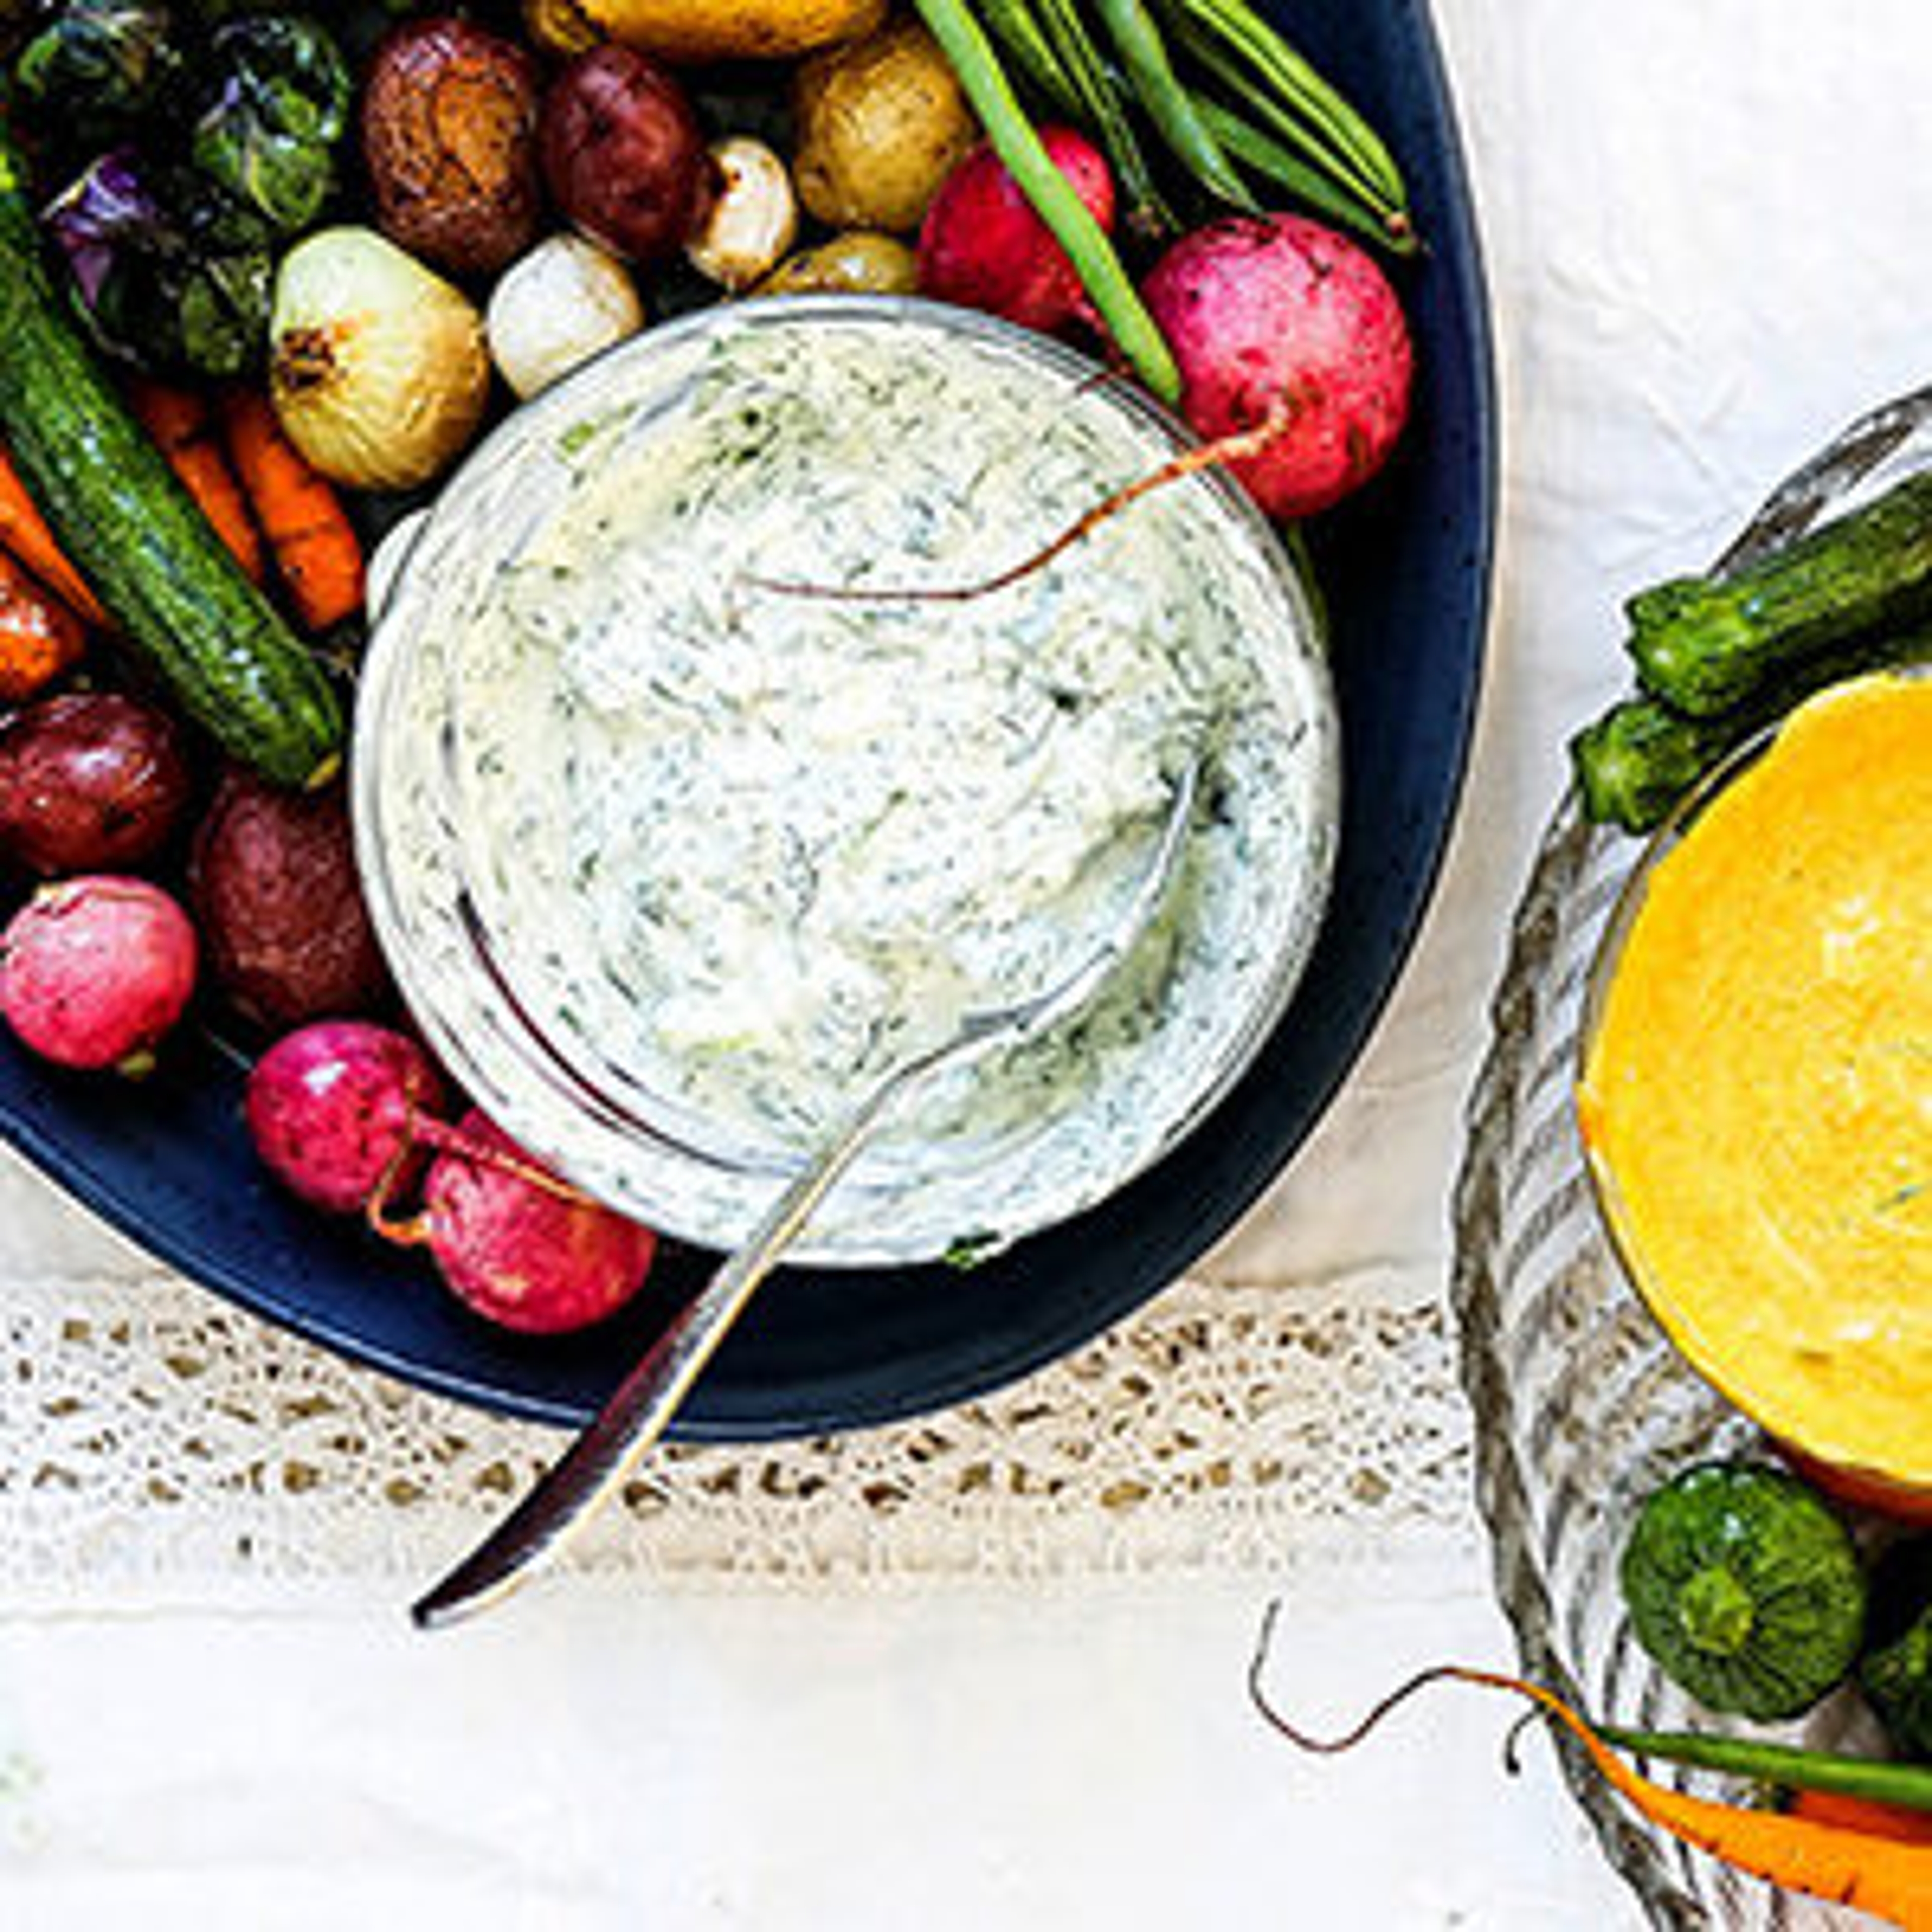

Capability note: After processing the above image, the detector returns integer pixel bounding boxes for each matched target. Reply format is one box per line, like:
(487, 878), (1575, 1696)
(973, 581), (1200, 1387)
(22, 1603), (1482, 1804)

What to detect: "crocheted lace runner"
(0, 1156), (1470, 1598)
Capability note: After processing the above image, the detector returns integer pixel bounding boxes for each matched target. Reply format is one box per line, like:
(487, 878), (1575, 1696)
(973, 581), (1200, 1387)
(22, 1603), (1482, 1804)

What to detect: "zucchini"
(1627, 468), (1932, 716)
(0, 119), (342, 788)
(1620, 1461), (1867, 1723)
(1573, 623), (1932, 834)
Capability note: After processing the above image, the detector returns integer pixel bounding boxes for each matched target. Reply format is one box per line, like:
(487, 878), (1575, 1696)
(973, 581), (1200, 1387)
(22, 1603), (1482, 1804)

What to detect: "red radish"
(917, 127), (1114, 335)
(1141, 213), (1413, 519)
(246, 1020), (445, 1215)
(0, 874), (197, 1073)
(406, 1109), (656, 1335)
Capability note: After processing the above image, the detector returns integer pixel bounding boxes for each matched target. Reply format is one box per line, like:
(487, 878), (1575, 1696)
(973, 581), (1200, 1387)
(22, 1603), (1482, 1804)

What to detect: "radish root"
(1246, 1598), (1475, 1754)
(365, 1102), (600, 1249)
(745, 404), (1294, 608)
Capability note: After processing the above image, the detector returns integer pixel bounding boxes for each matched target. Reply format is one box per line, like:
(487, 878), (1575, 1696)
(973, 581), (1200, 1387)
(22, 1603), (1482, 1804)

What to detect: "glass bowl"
(1453, 378), (1932, 1929)
(353, 296), (1338, 1266)
(1578, 665), (1932, 1521)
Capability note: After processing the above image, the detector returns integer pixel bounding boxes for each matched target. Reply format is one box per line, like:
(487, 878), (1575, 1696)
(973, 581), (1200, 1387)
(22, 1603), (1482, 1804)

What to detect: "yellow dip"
(1579, 672), (1932, 1490)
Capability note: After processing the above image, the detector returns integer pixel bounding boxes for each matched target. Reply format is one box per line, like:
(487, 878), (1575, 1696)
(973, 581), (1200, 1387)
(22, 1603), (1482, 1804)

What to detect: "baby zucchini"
(1627, 469), (1932, 717)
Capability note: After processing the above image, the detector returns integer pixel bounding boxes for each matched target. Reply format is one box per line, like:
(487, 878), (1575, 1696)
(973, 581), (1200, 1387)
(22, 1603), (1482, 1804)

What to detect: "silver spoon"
(410, 754), (1203, 1629)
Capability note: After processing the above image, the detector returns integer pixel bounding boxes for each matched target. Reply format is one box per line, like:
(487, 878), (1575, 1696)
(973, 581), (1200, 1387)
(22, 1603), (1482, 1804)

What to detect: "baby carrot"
(1793, 1790), (1932, 1845)
(1489, 1674), (1932, 1928)
(218, 389), (365, 632)
(0, 445), (105, 628)
(126, 380), (266, 585)
(0, 543), (86, 700)
(1246, 1609), (1932, 1930)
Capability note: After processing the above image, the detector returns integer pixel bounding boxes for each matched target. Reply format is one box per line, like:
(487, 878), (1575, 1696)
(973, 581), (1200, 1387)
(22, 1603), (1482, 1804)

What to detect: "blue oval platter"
(0, 0), (1495, 1437)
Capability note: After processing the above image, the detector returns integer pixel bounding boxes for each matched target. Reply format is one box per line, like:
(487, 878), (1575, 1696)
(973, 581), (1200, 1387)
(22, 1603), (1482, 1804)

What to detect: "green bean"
(1029, 0), (1176, 239)
(976, 0), (1083, 117)
(1167, 12), (1394, 222)
(1600, 1724), (1932, 1814)
(1161, 0), (1406, 208)
(911, 0), (1180, 402)
(1092, 0), (1254, 209)
(1200, 101), (1415, 253)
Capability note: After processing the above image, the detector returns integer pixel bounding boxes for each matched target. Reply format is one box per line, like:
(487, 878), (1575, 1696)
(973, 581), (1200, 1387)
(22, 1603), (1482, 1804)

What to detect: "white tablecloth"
(6, 3), (1931, 1923)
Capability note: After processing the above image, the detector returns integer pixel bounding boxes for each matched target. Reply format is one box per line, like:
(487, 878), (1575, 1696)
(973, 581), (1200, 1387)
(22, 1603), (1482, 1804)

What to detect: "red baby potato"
(0, 691), (191, 877)
(422, 1109), (657, 1334)
(189, 769), (389, 1030)
(247, 1020), (444, 1214)
(1141, 212), (1414, 519)
(0, 874), (197, 1073)
(540, 46), (710, 265)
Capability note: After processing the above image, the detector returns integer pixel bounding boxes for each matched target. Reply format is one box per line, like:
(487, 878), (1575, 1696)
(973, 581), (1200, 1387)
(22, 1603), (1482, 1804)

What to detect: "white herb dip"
(365, 303), (1337, 1261)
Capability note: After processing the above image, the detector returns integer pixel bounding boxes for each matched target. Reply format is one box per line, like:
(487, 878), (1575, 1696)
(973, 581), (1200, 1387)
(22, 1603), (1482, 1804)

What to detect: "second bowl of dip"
(356, 297), (1338, 1266)
(1577, 668), (1932, 1516)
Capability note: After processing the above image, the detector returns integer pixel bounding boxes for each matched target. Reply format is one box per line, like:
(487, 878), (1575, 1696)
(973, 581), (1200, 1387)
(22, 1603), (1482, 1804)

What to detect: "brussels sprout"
(189, 15), (351, 233)
(13, 1), (181, 156)
(45, 149), (274, 379)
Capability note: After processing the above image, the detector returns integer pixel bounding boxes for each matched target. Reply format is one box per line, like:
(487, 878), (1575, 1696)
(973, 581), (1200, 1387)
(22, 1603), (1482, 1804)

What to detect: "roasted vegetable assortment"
(0, 0), (1421, 1333)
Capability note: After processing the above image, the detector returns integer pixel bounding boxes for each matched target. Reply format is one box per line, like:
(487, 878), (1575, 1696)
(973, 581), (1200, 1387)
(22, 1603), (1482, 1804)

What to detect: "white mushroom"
(485, 235), (644, 401)
(685, 137), (799, 292)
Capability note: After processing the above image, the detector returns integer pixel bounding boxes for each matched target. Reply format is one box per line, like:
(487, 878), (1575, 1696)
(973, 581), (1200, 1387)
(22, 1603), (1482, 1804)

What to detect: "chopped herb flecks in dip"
(380, 310), (1334, 1256)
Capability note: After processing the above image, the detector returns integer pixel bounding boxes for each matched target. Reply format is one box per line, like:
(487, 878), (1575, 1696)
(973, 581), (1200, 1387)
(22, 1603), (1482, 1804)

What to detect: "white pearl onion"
(486, 235), (645, 401)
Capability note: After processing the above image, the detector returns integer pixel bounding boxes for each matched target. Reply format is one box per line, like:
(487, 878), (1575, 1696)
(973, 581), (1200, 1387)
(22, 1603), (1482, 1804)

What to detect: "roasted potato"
(0, 692), (190, 877)
(541, 45), (710, 264)
(361, 17), (544, 277)
(189, 771), (389, 1030)
(571, 0), (885, 67)
(791, 19), (977, 233)
(755, 229), (918, 295)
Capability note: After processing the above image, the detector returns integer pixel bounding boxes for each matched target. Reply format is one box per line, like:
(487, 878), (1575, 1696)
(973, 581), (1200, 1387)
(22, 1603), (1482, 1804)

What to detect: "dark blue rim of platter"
(0, 0), (1495, 1438)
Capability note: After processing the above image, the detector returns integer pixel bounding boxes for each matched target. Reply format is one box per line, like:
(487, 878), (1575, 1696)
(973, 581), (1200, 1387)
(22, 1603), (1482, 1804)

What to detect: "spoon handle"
(409, 1071), (911, 1630)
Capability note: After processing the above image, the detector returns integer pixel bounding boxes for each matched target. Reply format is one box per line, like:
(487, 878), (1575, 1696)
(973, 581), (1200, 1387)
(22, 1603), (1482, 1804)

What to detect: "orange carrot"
(218, 390), (364, 631)
(1794, 1790), (1932, 1846)
(0, 544), (87, 702)
(0, 447), (106, 629)
(1483, 1673), (1932, 1927)
(127, 380), (266, 585)
(1245, 1612), (1932, 1930)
